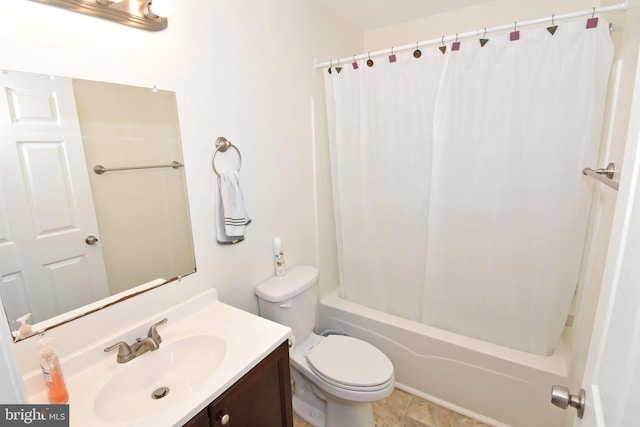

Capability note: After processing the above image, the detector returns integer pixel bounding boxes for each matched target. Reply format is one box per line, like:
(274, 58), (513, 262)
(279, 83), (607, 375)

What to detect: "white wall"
(0, 0), (362, 397)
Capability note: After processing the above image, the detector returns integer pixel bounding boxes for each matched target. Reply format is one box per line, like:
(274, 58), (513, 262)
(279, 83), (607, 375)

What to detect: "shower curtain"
(324, 19), (614, 355)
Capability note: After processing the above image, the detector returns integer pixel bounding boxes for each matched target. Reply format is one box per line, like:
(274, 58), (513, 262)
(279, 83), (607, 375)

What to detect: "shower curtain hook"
(587, 6), (599, 28)
(366, 51), (374, 67)
(510, 21), (520, 41)
(452, 33), (461, 51)
(479, 27), (489, 47)
(439, 35), (447, 54)
(547, 14), (559, 35)
(335, 58), (342, 73)
(389, 46), (397, 63)
(414, 41), (422, 58)
(328, 59), (332, 74)
(352, 54), (359, 70)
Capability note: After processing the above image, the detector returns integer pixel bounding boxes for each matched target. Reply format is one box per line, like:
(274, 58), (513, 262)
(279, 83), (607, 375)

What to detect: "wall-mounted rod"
(582, 163), (619, 191)
(315, 2), (627, 69)
(94, 160), (183, 175)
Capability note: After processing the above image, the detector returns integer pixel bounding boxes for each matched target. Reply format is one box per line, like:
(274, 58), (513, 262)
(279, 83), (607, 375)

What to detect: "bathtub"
(318, 288), (571, 427)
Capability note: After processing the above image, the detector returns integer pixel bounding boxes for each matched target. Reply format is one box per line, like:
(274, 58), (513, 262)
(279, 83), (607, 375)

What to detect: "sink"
(94, 334), (226, 423)
(20, 290), (292, 427)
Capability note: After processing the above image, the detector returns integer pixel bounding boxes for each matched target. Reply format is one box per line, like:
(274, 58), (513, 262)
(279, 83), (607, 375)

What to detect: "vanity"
(20, 289), (294, 427)
(185, 340), (292, 427)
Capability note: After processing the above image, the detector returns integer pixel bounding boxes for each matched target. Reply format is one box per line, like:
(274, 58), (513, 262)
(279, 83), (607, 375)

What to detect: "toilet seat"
(305, 335), (394, 391)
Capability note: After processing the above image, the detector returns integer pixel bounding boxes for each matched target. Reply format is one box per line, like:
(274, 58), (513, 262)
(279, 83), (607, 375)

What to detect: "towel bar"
(94, 161), (183, 175)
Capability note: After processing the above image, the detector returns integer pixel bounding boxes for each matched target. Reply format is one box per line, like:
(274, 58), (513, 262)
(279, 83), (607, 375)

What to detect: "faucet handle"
(147, 318), (168, 344)
(104, 341), (134, 363)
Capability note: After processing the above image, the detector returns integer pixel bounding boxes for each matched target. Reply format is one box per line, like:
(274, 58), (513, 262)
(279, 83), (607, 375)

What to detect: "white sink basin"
(94, 334), (226, 423)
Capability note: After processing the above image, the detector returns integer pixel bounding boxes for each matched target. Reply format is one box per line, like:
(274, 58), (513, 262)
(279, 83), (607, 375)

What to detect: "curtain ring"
(479, 27), (489, 47)
(592, 7), (595, 18)
(413, 41), (422, 58)
(367, 51), (374, 67)
(439, 35), (447, 54)
(514, 21), (517, 32)
(328, 59), (332, 74)
(455, 33), (458, 42)
(351, 54), (359, 69)
(551, 14), (555, 26)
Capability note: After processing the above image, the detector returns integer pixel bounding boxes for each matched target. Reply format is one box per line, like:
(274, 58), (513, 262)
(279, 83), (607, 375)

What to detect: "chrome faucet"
(104, 318), (168, 363)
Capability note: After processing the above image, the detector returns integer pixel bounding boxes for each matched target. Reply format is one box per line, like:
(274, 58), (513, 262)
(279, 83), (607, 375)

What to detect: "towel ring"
(212, 136), (242, 176)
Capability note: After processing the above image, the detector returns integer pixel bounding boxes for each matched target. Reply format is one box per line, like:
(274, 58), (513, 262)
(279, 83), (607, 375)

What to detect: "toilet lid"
(305, 335), (393, 388)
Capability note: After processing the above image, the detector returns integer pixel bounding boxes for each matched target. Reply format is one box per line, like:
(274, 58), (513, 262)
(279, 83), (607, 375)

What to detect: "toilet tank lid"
(255, 265), (319, 302)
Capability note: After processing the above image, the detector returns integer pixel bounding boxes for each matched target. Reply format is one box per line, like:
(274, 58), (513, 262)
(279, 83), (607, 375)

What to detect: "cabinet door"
(210, 341), (293, 427)
(183, 408), (210, 427)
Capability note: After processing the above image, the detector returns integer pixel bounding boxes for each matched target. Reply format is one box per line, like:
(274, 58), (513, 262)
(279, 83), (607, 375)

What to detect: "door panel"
(573, 46), (640, 427)
(0, 71), (109, 329)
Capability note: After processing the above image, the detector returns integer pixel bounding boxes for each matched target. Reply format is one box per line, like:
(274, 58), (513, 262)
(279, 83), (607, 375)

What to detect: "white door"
(0, 71), (109, 328)
(563, 49), (640, 427)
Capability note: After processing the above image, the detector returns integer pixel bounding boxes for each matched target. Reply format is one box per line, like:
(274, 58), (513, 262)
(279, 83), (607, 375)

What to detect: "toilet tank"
(255, 265), (319, 344)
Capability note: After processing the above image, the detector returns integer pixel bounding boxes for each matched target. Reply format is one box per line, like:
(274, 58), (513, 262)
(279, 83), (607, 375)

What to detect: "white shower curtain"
(324, 19), (613, 355)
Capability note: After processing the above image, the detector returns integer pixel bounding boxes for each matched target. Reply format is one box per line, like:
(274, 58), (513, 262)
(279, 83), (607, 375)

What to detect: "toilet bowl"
(255, 265), (395, 427)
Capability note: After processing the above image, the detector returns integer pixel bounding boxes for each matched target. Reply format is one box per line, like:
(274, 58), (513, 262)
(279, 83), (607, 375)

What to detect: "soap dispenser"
(39, 337), (69, 404)
(16, 313), (32, 339)
(273, 237), (285, 276)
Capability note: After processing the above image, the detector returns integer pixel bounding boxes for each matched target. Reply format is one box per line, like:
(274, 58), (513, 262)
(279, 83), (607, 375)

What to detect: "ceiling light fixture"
(143, 0), (173, 19)
(28, 0), (172, 31)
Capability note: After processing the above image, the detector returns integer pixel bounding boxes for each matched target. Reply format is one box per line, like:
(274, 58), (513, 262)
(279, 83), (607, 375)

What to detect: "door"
(556, 48), (640, 427)
(0, 71), (109, 328)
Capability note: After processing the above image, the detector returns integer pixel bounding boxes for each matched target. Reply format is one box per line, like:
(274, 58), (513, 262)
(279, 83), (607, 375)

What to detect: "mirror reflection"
(0, 70), (196, 341)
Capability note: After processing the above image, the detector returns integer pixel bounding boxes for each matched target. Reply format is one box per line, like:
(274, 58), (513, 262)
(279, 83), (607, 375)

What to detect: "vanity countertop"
(22, 289), (291, 427)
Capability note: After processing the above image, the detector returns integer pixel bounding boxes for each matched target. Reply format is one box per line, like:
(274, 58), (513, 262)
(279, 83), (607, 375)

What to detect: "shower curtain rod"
(315, 2), (627, 69)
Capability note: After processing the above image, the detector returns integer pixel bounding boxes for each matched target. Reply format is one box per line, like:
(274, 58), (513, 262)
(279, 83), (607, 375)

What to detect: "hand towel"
(216, 170), (251, 244)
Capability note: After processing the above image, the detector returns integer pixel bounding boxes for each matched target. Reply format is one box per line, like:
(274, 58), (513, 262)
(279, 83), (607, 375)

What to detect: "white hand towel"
(216, 171), (251, 244)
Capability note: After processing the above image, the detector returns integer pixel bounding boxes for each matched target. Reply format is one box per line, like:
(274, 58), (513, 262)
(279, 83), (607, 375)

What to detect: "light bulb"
(146, 0), (173, 18)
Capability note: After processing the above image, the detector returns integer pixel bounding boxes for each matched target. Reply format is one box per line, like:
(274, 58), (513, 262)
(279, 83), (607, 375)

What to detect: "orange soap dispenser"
(39, 337), (69, 404)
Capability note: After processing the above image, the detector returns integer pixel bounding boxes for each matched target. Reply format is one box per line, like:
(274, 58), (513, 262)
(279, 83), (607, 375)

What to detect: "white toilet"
(255, 265), (394, 427)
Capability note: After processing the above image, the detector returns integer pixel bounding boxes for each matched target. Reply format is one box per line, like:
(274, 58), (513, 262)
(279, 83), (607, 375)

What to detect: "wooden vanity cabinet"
(184, 340), (293, 427)
(183, 408), (210, 427)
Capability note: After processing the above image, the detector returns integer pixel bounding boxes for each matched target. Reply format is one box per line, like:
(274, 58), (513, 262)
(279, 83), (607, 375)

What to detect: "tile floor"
(293, 388), (491, 427)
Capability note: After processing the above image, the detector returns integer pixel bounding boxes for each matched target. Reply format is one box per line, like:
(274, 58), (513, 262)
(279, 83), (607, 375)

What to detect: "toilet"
(255, 265), (394, 427)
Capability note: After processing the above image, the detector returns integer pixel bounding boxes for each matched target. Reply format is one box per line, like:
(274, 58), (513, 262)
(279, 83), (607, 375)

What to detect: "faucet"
(104, 318), (168, 363)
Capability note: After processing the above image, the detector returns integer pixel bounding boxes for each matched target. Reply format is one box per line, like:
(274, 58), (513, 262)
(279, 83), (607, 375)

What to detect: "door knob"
(551, 385), (586, 418)
(85, 235), (99, 245)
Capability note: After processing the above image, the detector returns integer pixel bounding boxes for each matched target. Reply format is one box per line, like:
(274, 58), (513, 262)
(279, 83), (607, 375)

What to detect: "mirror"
(0, 70), (196, 341)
